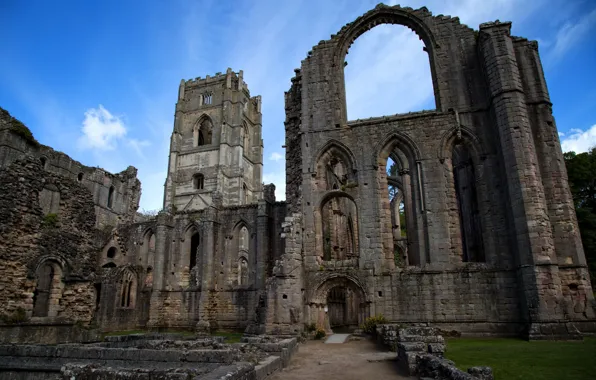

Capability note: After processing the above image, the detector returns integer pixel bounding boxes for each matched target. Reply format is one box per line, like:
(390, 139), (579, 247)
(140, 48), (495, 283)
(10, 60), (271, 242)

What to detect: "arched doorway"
(308, 275), (368, 333)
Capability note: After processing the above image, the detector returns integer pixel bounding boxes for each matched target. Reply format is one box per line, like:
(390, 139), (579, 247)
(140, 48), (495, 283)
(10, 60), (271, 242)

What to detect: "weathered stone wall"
(0, 108), (141, 230)
(0, 158), (98, 324)
(280, 3), (596, 338)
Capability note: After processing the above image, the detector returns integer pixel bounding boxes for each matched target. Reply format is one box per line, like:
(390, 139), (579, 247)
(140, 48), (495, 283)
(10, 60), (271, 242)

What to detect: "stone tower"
(163, 68), (263, 211)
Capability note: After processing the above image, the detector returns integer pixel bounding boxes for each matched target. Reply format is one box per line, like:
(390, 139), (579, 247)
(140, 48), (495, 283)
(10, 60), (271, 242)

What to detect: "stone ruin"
(1, 2), (596, 379)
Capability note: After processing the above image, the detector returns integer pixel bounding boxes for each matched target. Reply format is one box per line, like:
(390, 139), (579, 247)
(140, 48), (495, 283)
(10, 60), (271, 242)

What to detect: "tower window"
(204, 92), (212, 105)
(107, 186), (115, 208)
(243, 183), (248, 204)
(194, 174), (204, 190)
(77, 172), (84, 181)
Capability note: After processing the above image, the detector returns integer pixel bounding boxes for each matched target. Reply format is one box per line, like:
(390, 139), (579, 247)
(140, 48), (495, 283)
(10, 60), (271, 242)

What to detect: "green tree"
(564, 147), (596, 286)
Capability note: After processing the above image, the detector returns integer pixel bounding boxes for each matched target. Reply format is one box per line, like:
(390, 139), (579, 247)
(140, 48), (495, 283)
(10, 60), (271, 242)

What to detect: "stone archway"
(308, 275), (368, 333)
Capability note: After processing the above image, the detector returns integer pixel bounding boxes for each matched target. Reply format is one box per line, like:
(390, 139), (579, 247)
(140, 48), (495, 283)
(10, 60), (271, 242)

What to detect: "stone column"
(196, 213), (217, 333)
(400, 169), (418, 266)
(479, 22), (574, 339)
(255, 200), (270, 290)
(148, 212), (174, 328)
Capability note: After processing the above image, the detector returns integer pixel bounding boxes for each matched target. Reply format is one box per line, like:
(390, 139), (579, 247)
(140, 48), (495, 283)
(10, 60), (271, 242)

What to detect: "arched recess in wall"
(242, 122), (250, 153)
(233, 223), (251, 286)
(439, 128), (487, 263)
(181, 225), (201, 288)
(318, 193), (359, 261)
(32, 260), (64, 318)
(141, 229), (156, 286)
(107, 186), (115, 209)
(118, 269), (137, 308)
(194, 115), (213, 146)
(376, 132), (426, 266)
(336, 8), (440, 121)
(314, 141), (357, 191)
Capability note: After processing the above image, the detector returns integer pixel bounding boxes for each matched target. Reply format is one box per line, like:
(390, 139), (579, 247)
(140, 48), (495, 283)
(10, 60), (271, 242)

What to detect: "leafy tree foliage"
(564, 148), (596, 285)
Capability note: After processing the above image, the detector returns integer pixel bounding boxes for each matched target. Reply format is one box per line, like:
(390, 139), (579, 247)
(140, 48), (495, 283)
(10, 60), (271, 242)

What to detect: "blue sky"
(1, 0), (595, 211)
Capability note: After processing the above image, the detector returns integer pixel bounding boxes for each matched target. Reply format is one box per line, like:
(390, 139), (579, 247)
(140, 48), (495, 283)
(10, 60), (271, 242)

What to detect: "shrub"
(360, 314), (387, 334)
(304, 322), (317, 333)
(314, 327), (326, 340)
(42, 213), (59, 228)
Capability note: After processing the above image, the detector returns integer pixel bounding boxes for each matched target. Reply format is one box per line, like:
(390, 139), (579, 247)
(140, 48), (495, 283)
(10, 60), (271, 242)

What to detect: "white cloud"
(78, 105), (127, 150)
(548, 8), (596, 63)
(269, 152), (284, 161)
(77, 105), (150, 158)
(560, 124), (596, 153)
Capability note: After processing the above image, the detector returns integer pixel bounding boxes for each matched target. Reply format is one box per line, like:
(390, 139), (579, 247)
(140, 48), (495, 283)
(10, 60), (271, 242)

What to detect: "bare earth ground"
(269, 338), (414, 380)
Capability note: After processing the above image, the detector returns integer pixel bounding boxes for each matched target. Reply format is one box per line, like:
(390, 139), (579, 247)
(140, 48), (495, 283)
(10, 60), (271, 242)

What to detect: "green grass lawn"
(212, 331), (244, 343)
(445, 337), (596, 380)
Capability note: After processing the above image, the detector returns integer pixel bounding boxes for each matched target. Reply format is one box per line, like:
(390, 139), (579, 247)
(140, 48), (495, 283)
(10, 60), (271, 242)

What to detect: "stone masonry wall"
(0, 158), (98, 323)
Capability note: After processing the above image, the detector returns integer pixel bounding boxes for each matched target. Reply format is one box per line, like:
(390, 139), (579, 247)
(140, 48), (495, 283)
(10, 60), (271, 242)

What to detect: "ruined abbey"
(1, 4), (595, 345)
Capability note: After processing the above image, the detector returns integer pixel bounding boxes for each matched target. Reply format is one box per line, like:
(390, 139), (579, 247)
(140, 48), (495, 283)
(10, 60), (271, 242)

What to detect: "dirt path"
(269, 338), (413, 380)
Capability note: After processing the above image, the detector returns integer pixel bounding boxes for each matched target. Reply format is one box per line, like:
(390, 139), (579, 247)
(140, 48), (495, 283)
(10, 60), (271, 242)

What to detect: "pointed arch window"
(196, 118), (213, 146)
(119, 270), (137, 308)
(242, 123), (250, 152)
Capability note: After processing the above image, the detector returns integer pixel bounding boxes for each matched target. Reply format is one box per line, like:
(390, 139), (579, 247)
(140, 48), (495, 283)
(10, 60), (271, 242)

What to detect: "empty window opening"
(102, 262), (116, 268)
(40, 157), (47, 169)
(119, 271), (136, 308)
(190, 232), (200, 269)
(107, 247), (117, 259)
(77, 172), (84, 181)
(344, 24), (435, 120)
(196, 118), (213, 146)
(204, 92), (213, 105)
(453, 143), (484, 262)
(107, 186), (115, 208)
(194, 174), (205, 190)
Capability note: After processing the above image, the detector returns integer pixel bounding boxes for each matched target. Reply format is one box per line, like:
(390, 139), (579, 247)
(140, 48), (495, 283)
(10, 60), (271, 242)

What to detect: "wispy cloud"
(561, 124), (596, 153)
(547, 8), (596, 63)
(269, 152), (283, 161)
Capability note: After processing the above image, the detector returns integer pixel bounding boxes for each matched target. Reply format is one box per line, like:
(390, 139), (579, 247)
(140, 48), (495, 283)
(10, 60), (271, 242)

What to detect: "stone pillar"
(148, 211), (174, 328)
(400, 169), (418, 266)
(196, 215), (217, 332)
(256, 200), (270, 289)
(479, 22), (575, 339)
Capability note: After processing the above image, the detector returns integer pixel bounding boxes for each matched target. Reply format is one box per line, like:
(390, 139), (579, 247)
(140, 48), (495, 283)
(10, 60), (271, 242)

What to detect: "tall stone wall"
(281, 4), (595, 338)
(0, 158), (99, 323)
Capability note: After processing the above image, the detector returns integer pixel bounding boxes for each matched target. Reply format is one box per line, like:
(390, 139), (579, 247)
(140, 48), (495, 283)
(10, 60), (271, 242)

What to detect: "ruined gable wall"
(0, 109), (141, 230)
(0, 158), (98, 323)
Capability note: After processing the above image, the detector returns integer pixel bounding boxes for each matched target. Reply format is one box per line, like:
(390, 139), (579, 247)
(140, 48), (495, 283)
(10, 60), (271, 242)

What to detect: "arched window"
(119, 270), (137, 308)
(193, 174), (204, 190)
(243, 183), (248, 204)
(204, 92), (213, 105)
(107, 247), (117, 259)
(344, 24), (435, 120)
(196, 118), (213, 146)
(77, 172), (83, 181)
(107, 186), (115, 208)
(39, 157), (47, 169)
(32, 261), (63, 317)
(453, 143), (484, 262)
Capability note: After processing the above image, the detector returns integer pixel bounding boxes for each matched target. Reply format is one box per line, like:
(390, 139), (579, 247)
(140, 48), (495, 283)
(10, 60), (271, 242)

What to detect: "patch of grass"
(212, 331), (243, 343)
(445, 337), (596, 380)
(42, 213), (59, 228)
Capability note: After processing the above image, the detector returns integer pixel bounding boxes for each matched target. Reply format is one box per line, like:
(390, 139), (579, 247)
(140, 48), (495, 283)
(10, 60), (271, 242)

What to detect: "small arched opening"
(107, 247), (117, 259)
(32, 260), (63, 318)
(119, 270), (137, 308)
(309, 275), (368, 333)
